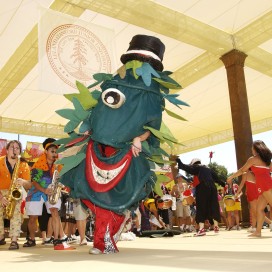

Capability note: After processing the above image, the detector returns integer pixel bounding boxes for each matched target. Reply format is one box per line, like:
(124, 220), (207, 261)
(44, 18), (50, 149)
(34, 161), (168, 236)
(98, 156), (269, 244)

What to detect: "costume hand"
(132, 137), (142, 157)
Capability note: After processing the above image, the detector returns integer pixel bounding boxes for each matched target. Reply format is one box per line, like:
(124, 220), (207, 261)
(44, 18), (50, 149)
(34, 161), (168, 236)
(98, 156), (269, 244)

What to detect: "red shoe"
(54, 241), (75, 250)
(214, 226), (219, 233)
(194, 228), (206, 237)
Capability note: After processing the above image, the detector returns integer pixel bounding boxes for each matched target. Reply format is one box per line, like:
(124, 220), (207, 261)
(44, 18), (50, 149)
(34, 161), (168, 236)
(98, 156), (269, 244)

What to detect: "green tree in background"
(208, 162), (228, 188)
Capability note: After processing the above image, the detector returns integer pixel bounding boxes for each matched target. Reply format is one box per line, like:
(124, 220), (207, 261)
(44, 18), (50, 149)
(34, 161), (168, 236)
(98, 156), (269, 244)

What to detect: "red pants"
(82, 200), (125, 253)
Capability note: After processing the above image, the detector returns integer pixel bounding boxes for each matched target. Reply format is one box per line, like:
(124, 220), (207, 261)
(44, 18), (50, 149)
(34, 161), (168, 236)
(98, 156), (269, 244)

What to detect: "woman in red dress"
(227, 140), (272, 237)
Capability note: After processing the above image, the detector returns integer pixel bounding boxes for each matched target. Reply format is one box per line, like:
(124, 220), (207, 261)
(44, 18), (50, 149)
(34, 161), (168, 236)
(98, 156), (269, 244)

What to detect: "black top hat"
(120, 34), (165, 71)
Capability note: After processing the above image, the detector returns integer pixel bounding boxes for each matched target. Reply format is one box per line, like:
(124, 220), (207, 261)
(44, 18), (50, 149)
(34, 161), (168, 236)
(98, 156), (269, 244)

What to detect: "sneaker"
(229, 225), (238, 231)
(80, 238), (87, 246)
(214, 226), (219, 233)
(67, 237), (77, 244)
(194, 228), (206, 237)
(44, 237), (54, 246)
(54, 239), (75, 250)
(189, 225), (196, 232)
(85, 235), (93, 242)
(247, 226), (256, 233)
(185, 226), (192, 233)
(89, 247), (102, 255)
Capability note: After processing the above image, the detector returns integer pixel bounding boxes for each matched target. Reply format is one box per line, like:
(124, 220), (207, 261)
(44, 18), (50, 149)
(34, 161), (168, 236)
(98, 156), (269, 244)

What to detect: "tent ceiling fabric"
(0, 0), (272, 154)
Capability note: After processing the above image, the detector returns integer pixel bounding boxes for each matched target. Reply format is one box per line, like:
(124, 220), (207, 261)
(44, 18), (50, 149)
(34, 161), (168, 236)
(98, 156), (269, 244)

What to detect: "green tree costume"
(55, 35), (188, 254)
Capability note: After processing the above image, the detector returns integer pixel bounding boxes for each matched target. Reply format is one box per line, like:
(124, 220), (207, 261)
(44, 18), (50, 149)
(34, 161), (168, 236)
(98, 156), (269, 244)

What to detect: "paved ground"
(1, 228), (272, 272)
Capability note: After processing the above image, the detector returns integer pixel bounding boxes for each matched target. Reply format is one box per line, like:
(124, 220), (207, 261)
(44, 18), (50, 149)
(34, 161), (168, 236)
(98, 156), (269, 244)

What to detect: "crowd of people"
(0, 138), (272, 251)
(0, 138), (93, 250)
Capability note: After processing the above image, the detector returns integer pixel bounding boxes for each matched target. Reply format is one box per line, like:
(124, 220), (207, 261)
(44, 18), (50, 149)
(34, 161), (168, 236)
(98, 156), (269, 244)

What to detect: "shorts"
(45, 198), (62, 214)
(26, 198), (45, 216)
(73, 199), (88, 220)
(176, 201), (190, 217)
(225, 201), (241, 212)
(246, 181), (259, 202)
(26, 197), (61, 216)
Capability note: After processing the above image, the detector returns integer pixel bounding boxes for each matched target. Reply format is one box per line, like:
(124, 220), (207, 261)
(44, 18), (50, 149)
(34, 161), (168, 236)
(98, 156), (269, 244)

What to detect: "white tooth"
(90, 153), (127, 184)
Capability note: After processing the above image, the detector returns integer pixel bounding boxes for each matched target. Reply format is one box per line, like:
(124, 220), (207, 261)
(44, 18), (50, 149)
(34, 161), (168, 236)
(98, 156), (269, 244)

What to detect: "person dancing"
(236, 169), (272, 233)
(176, 158), (225, 236)
(227, 140), (272, 237)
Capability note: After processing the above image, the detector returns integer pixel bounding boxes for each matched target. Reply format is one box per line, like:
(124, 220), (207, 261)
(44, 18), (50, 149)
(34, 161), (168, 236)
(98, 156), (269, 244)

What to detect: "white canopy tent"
(0, 0), (272, 154)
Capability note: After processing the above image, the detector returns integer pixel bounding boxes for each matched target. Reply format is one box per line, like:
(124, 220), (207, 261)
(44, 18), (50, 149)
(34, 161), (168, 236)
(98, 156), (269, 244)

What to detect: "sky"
(0, 130), (271, 174)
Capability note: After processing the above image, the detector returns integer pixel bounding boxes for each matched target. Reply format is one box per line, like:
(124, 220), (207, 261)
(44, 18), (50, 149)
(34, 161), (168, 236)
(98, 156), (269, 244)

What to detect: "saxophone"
(4, 155), (22, 220)
(48, 169), (64, 205)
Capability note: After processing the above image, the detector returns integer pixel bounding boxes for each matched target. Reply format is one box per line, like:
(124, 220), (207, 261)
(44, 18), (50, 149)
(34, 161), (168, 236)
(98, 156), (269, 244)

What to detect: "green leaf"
(148, 155), (173, 165)
(136, 63), (160, 86)
(144, 126), (179, 144)
(164, 108), (187, 121)
(153, 180), (163, 196)
(93, 73), (113, 82)
(64, 81), (98, 110)
(164, 94), (190, 107)
(153, 77), (182, 90)
(64, 120), (80, 133)
(56, 109), (79, 122)
(150, 146), (170, 158)
(141, 141), (151, 156)
(156, 174), (172, 183)
(87, 73), (113, 89)
(125, 60), (143, 79)
(58, 153), (86, 176)
(72, 98), (89, 120)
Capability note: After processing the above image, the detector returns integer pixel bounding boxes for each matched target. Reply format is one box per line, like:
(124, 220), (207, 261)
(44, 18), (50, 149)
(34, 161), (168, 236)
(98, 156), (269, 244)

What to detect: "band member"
(24, 138), (72, 250)
(176, 158), (225, 236)
(0, 140), (31, 250)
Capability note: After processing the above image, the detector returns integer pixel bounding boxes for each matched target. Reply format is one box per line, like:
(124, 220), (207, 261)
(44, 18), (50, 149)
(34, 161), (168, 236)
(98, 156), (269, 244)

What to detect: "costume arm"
(132, 131), (150, 157)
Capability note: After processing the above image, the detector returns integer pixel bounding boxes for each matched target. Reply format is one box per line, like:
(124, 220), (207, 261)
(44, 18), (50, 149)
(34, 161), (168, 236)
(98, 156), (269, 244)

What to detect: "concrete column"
(220, 49), (252, 225)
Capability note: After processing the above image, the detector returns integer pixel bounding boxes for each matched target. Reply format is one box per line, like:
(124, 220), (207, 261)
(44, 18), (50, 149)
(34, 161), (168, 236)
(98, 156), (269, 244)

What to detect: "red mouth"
(85, 140), (133, 192)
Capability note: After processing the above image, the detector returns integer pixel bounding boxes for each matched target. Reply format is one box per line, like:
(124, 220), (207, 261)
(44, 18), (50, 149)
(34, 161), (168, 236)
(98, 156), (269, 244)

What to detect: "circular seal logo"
(46, 24), (111, 89)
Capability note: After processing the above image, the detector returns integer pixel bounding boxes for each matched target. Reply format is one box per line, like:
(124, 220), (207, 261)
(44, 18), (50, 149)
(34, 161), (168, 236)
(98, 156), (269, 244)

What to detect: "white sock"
(199, 222), (204, 230)
(213, 220), (218, 227)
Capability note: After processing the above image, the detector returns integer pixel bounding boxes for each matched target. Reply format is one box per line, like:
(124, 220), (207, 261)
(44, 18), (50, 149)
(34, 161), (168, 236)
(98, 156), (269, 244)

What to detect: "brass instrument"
(48, 170), (64, 205)
(4, 155), (22, 220)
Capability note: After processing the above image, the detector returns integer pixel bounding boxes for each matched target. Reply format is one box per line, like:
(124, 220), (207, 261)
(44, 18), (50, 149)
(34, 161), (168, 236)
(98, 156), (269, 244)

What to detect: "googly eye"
(101, 88), (126, 109)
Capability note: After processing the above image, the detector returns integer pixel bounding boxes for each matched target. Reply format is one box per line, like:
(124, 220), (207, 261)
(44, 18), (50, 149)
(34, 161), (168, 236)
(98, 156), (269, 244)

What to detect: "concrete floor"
(1, 227), (272, 272)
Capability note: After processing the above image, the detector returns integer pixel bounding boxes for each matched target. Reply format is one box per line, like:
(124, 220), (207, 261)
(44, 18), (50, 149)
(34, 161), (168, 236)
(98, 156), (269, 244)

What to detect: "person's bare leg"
(76, 219), (86, 243)
(50, 208), (60, 240)
(28, 215), (38, 240)
(249, 200), (257, 228)
(249, 195), (266, 237)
